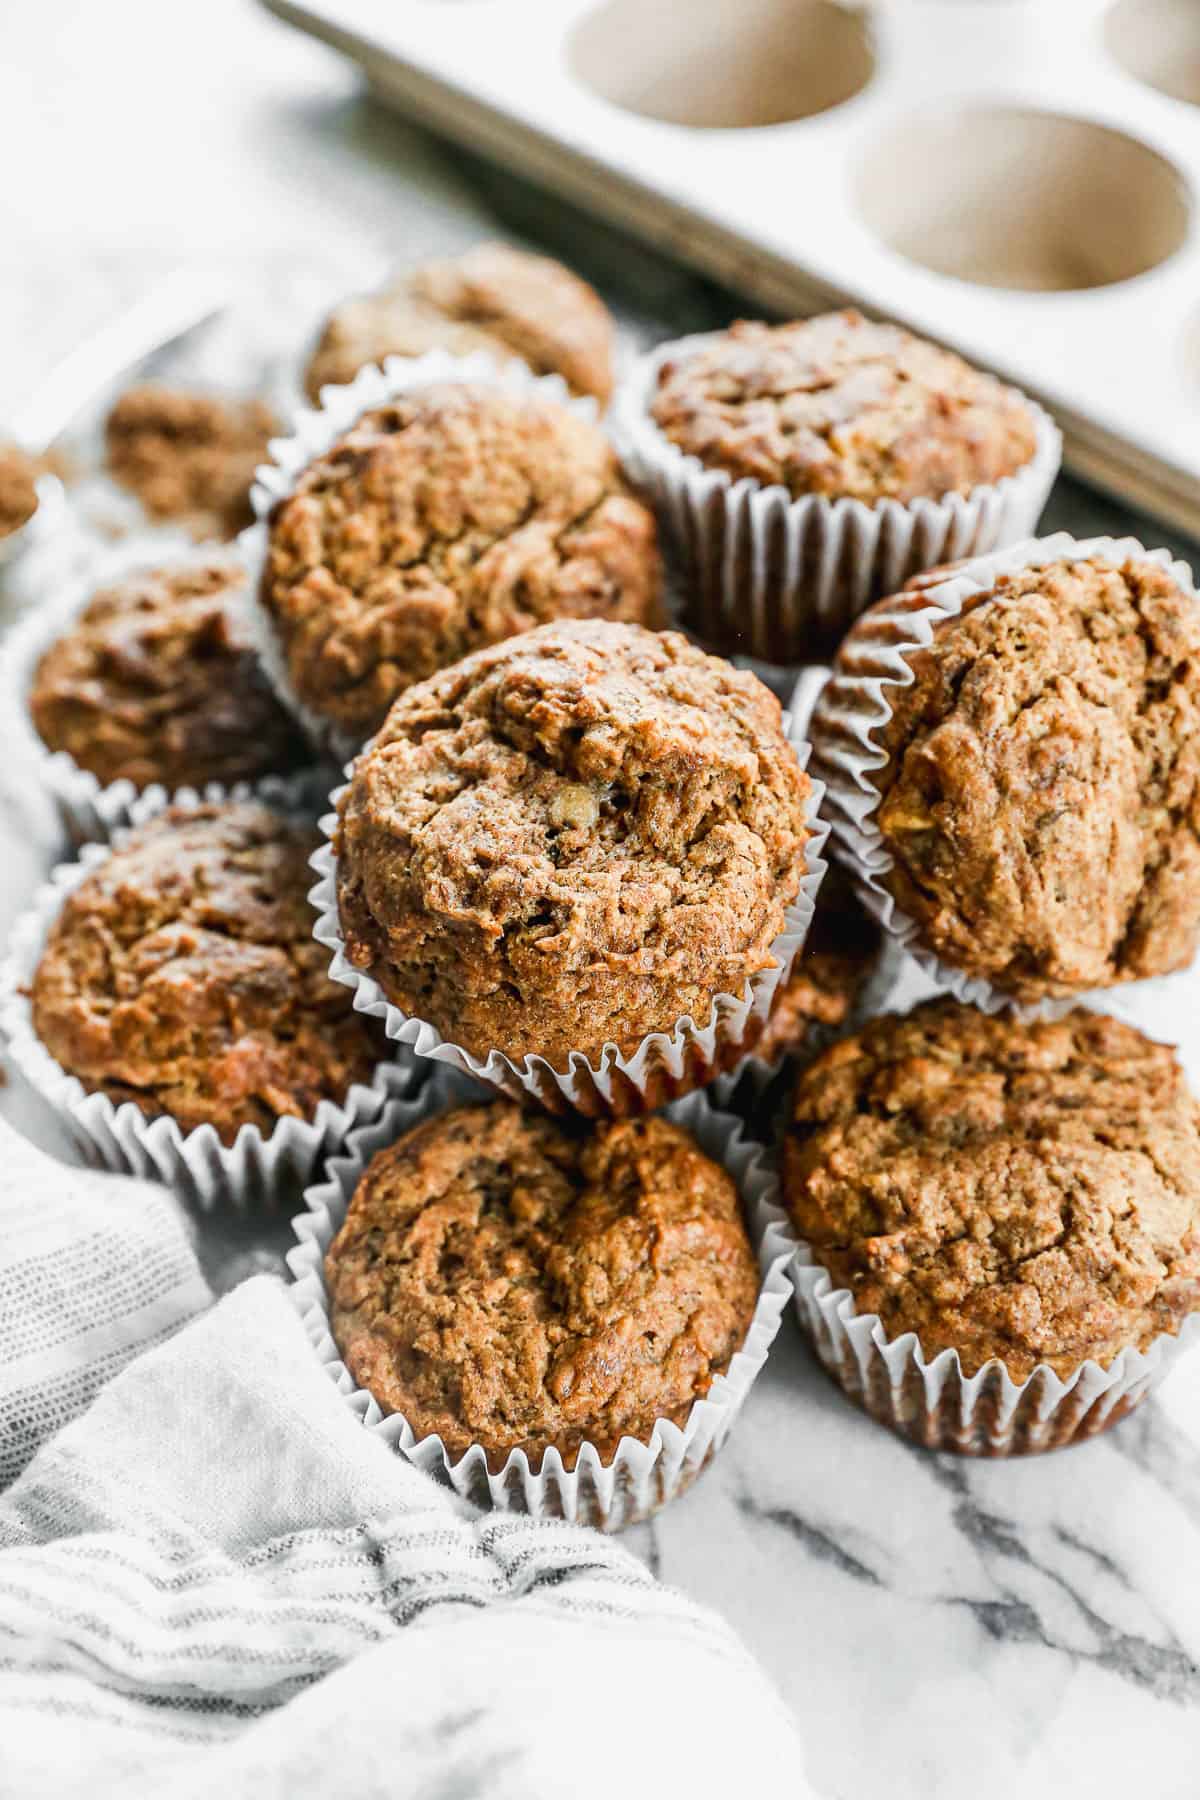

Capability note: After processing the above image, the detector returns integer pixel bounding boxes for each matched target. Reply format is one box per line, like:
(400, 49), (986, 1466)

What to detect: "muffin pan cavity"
(260, 0), (1200, 534)
(854, 107), (1191, 292)
(566, 0), (874, 130)
(1105, 0), (1200, 108)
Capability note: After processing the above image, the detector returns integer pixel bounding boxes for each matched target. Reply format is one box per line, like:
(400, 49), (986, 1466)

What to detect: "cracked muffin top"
(856, 552), (1200, 1000)
(336, 619), (811, 1066)
(741, 869), (881, 1070)
(31, 802), (384, 1143)
(650, 311), (1038, 504)
(782, 999), (1200, 1380)
(30, 556), (309, 791)
(303, 241), (615, 404)
(106, 383), (279, 541)
(260, 382), (663, 744)
(325, 1099), (761, 1467)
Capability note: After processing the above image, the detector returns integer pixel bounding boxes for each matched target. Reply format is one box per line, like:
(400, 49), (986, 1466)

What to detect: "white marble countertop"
(4, 4), (1200, 1794)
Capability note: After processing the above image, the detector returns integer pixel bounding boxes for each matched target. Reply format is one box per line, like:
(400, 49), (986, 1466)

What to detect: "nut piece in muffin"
(336, 619), (811, 1067)
(782, 999), (1200, 1382)
(30, 556), (310, 791)
(326, 1100), (761, 1467)
(304, 241), (615, 405)
(261, 382), (663, 742)
(651, 311), (1037, 504)
(739, 867), (881, 1071)
(31, 801), (384, 1143)
(857, 552), (1200, 1000)
(106, 383), (279, 540)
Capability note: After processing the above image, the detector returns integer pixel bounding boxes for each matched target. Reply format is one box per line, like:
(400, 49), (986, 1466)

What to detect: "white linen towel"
(0, 1119), (808, 1798)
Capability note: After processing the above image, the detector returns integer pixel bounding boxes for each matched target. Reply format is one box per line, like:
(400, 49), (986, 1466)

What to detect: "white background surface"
(5, 5), (1200, 1796)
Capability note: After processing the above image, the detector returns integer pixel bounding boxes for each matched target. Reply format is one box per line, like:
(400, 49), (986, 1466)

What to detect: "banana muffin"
(29, 556), (309, 790)
(856, 551), (1200, 1000)
(31, 801), (384, 1143)
(0, 444), (41, 538)
(335, 619), (812, 1068)
(106, 383), (279, 540)
(325, 1099), (761, 1467)
(782, 999), (1200, 1382)
(260, 382), (663, 742)
(650, 311), (1038, 503)
(304, 241), (615, 404)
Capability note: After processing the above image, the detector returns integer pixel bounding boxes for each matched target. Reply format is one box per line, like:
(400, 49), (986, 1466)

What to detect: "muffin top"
(650, 311), (1037, 504)
(30, 556), (309, 790)
(260, 383), (662, 742)
(304, 241), (615, 405)
(782, 999), (1200, 1381)
(31, 802), (383, 1143)
(744, 870), (880, 1069)
(860, 553), (1200, 1000)
(106, 383), (278, 540)
(336, 619), (811, 1065)
(0, 443), (40, 538)
(326, 1100), (761, 1466)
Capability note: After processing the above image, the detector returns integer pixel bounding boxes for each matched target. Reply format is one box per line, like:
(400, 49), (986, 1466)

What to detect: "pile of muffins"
(4, 237), (1200, 1526)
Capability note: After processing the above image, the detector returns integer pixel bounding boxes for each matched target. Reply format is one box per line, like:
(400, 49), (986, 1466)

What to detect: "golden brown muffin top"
(0, 444), (40, 538)
(336, 619), (811, 1066)
(30, 557), (309, 791)
(260, 383), (662, 743)
(783, 999), (1200, 1381)
(105, 383), (278, 541)
(31, 802), (383, 1144)
(326, 1100), (760, 1467)
(650, 311), (1037, 504)
(857, 553), (1200, 1000)
(304, 241), (615, 405)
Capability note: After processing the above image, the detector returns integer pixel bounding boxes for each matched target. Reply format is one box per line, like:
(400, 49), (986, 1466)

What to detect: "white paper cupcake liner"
(808, 531), (1200, 1020)
(288, 1071), (797, 1527)
(237, 348), (606, 764)
(711, 663), (892, 1120)
(0, 530), (326, 844)
(609, 330), (1061, 668)
(789, 1244), (1200, 1455)
(309, 730), (828, 1116)
(0, 783), (407, 1209)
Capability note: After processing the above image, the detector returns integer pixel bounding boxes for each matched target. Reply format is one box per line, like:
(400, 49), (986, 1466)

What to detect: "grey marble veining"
(4, 11), (1200, 1789)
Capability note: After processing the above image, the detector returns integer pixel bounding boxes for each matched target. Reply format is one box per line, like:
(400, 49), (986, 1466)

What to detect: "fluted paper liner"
(0, 782), (408, 1209)
(0, 530), (327, 845)
(712, 663), (892, 1115)
(309, 735), (828, 1117)
(790, 1245), (1200, 1455)
(808, 531), (1200, 1019)
(609, 331), (1061, 668)
(289, 1072), (796, 1527)
(238, 348), (604, 763)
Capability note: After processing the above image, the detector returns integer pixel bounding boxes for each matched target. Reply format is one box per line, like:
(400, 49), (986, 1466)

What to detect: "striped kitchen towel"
(0, 1122), (808, 1798)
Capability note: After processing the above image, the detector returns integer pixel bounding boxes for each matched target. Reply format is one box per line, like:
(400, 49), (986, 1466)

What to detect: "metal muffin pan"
(259, 0), (1200, 536)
